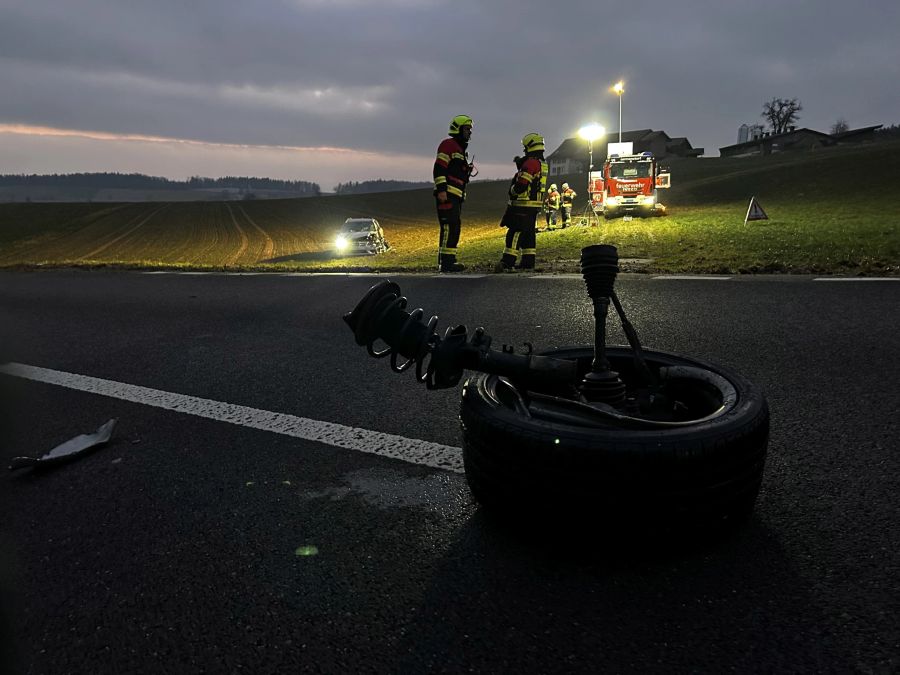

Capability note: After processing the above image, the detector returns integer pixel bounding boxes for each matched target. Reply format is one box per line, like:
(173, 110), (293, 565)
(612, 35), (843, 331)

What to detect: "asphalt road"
(0, 270), (898, 673)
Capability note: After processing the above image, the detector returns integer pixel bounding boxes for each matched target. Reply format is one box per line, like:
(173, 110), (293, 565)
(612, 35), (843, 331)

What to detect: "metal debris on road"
(8, 418), (118, 471)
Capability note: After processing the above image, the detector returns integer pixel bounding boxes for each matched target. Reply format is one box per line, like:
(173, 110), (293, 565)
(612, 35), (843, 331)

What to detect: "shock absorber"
(342, 281), (578, 391)
(343, 246), (652, 408)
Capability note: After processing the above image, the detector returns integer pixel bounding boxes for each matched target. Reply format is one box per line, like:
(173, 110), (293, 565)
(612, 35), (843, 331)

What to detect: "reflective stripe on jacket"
(546, 190), (561, 209)
(507, 158), (547, 209)
(433, 137), (470, 200)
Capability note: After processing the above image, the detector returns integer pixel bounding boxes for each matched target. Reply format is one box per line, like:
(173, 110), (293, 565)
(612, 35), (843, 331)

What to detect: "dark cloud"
(1, 0), (898, 180)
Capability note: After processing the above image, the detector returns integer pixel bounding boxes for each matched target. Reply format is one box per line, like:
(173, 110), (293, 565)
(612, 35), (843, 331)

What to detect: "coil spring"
(364, 292), (442, 388)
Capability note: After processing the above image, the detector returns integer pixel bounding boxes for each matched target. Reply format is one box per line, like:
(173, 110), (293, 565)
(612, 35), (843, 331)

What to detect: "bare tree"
(761, 97), (803, 134)
(830, 118), (849, 135)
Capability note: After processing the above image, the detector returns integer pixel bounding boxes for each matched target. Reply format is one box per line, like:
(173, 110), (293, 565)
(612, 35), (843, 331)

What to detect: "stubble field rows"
(0, 141), (898, 274)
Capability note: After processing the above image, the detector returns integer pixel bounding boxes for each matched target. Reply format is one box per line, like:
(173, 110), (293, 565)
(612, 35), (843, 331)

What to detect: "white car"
(334, 218), (390, 256)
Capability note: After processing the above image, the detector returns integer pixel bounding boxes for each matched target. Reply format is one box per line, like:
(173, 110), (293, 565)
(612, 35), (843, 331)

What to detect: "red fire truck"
(589, 152), (670, 219)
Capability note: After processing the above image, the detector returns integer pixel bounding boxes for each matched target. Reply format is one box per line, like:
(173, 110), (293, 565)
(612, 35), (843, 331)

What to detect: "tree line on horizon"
(0, 172), (320, 194)
(332, 179), (432, 195)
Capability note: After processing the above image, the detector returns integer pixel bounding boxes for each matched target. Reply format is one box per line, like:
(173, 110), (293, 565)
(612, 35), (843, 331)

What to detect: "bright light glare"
(613, 81), (625, 94)
(578, 123), (605, 142)
(335, 235), (348, 250)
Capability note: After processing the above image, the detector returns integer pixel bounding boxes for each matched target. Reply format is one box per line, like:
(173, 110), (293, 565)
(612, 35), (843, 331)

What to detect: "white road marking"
(652, 275), (732, 280)
(813, 277), (899, 282)
(284, 272), (390, 277)
(134, 271), (900, 282)
(140, 271), (389, 277)
(0, 363), (464, 474)
(306, 272), (391, 277)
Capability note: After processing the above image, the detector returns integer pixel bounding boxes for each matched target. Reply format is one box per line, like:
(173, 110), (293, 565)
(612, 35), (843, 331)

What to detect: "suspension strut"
(342, 280), (578, 391)
(343, 245), (654, 406)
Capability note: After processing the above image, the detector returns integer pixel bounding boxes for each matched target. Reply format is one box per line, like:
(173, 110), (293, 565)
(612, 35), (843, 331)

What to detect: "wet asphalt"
(0, 269), (898, 673)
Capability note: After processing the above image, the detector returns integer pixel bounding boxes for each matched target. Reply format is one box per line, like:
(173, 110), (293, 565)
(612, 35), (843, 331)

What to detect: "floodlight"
(578, 124), (606, 142)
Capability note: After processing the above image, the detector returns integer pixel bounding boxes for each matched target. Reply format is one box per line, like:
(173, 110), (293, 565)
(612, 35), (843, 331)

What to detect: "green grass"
(1, 141), (898, 274)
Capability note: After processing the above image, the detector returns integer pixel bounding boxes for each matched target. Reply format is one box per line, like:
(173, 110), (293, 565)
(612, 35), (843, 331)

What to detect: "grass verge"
(1, 142), (898, 275)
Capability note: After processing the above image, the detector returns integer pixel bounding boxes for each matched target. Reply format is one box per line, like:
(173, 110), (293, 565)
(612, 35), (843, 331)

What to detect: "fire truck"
(589, 151), (670, 219)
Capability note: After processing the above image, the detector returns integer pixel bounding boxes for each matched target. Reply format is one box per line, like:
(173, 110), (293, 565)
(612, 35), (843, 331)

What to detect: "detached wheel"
(460, 346), (769, 534)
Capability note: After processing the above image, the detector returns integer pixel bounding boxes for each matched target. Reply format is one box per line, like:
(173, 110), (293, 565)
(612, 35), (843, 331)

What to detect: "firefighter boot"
(519, 254), (536, 270)
(439, 254), (466, 273)
(495, 252), (518, 272)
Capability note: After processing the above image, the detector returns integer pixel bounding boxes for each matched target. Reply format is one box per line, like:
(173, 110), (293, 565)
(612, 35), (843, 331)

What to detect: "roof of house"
(617, 129), (654, 142)
(830, 124), (883, 141)
(719, 127), (831, 152)
(643, 130), (671, 142)
(546, 137), (588, 161)
(547, 129), (656, 160)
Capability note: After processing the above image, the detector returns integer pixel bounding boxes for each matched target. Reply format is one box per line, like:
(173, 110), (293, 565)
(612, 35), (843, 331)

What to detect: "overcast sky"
(1, 0), (898, 189)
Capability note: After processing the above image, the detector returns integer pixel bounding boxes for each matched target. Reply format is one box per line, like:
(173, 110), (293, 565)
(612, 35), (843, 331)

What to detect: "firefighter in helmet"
(541, 192), (551, 231)
(433, 114), (475, 272)
(495, 132), (548, 271)
(560, 182), (577, 228)
(546, 183), (561, 230)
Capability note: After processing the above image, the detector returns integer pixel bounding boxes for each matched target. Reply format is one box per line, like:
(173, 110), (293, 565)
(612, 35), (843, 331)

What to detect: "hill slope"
(0, 141), (898, 274)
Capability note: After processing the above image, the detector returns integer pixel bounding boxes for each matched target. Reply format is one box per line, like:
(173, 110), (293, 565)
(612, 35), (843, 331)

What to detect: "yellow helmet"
(562, 183), (569, 189)
(522, 132), (545, 152)
(550, 184), (558, 191)
(449, 115), (474, 135)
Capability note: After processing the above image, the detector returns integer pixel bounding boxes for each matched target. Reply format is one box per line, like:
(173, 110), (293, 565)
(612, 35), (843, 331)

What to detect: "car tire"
(460, 346), (769, 535)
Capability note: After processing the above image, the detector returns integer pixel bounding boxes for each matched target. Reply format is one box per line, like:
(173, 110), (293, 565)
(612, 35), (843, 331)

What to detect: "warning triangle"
(744, 196), (769, 223)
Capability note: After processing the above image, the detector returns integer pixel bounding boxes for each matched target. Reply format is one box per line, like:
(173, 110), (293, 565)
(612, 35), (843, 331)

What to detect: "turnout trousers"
(548, 208), (560, 229)
(436, 197), (463, 269)
(499, 207), (538, 269)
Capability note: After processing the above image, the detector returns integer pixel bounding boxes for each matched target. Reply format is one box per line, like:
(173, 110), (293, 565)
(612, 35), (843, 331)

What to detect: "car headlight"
(640, 195), (656, 205)
(335, 236), (348, 250)
(605, 196), (620, 206)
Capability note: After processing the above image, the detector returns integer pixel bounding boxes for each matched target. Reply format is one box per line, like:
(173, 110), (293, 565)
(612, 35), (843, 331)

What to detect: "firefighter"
(433, 114), (474, 273)
(560, 182), (577, 228)
(546, 183), (561, 230)
(541, 193), (551, 231)
(495, 133), (548, 272)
